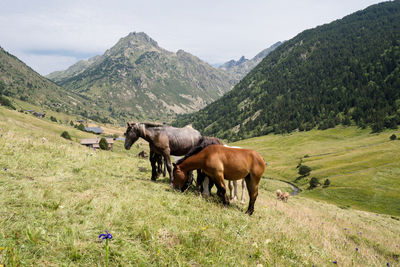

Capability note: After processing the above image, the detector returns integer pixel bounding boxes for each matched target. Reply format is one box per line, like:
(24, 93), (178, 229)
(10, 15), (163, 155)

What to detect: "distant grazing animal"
(276, 189), (290, 202)
(172, 144), (265, 215)
(281, 192), (290, 202)
(124, 122), (202, 185)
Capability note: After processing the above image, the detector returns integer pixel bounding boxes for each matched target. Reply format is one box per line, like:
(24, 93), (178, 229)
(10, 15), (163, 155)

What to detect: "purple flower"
(333, 260), (337, 264)
(99, 230), (112, 242)
(344, 228), (348, 230)
(355, 247), (359, 251)
(387, 263), (390, 267)
(4, 168), (7, 171)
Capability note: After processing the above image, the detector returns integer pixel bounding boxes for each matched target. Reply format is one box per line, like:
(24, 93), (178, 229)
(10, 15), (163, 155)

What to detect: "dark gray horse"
(124, 122), (202, 185)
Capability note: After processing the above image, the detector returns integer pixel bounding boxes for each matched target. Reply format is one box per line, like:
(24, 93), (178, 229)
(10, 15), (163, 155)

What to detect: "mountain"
(0, 46), (104, 118)
(174, 1), (400, 140)
(47, 32), (235, 121)
(219, 41), (282, 82)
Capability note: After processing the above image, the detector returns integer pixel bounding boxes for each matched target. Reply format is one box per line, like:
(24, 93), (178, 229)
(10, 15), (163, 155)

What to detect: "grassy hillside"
(1, 106), (399, 266)
(0, 47), (107, 123)
(233, 126), (400, 216)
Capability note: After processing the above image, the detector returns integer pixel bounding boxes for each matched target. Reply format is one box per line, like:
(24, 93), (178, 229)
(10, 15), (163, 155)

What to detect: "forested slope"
(175, 1), (400, 140)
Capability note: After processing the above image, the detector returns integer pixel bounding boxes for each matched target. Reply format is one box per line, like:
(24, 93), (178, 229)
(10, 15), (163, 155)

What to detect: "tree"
(0, 95), (15, 110)
(390, 134), (397, 140)
(77, 123), (85, 131)
(50, 116), (57, 122)
(323, 179), (331, 187)
(61, 131), (71, 140)
(309, 177), (320, 189)
(99, 138), (109, 150)
(298, 165), (312, 176)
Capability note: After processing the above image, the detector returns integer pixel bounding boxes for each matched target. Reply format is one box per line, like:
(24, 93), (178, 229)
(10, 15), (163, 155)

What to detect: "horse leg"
(244, 174), (259, 215)
(202, 176), (211, 197)
(162, 156), (166, 177)
(233, 180), (238, 202)
(240, 179), (246, 204)
(149, 150), (158, 181)
(157, 155), (163, 175)
(228, 180), (233, 200)
(213, 174), (229, 206)
(161, 151), (173, 186)
(196, 170), (203, 190)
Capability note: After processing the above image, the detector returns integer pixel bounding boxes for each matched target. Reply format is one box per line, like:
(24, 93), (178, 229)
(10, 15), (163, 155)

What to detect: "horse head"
(124, 122), (140, 150)
(172, 163), (190, 191)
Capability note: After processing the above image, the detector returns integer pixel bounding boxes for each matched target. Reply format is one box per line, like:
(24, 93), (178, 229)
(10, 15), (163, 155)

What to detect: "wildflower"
(387, 263), (390, 267)
(99, 230), (112, 242)
(344, 228), (348, 230)
(355, 247), (359, 252)
(4, 168), (7, 171)
(333, 260), (337, 264)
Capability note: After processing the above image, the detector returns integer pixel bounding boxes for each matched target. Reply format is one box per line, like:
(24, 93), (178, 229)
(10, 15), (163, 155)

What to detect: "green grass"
(1, 107), (400, 266)
(232, 126), (400, 216)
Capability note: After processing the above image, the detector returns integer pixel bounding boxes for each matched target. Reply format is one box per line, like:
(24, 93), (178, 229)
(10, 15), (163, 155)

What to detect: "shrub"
(323, 179), (331, 187)
(50, 116), (57, 122)
(309, 177), (320, 189)
(390, 134), (397, 140)
(77, 123), (85, 131)
(0, 95), (16, 110)
(70, 121), (74, 126)
(298, 165), (311, 176)
(99, 138), (109, 150)
(61, 131), (71, 140)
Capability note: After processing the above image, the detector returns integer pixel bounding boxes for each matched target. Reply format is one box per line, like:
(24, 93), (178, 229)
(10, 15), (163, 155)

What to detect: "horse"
(172, 144), (265, 215)
(124, 122), (202, 185)
(175, 136), (222, 191)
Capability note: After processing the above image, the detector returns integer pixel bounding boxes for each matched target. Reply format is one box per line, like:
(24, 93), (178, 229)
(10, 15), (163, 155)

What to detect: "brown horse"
(172, 144), (265, 215)
(124, 122), (202, 185)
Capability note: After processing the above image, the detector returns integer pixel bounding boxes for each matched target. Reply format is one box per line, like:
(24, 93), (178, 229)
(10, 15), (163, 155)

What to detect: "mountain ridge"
(47, 32), (235, 121)
(219, 41), (282, 82)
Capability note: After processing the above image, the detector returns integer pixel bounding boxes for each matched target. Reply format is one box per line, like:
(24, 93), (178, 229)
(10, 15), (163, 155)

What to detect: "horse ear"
(172, 163), (177, 168)
(127, 122), (131, 127)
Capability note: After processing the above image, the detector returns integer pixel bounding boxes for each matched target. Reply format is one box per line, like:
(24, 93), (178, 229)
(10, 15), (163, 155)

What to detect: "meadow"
(234, 127), (400, 216)
(1, 107), (400, 266)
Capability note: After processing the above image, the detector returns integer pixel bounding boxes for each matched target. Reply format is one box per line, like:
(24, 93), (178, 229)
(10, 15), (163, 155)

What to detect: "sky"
(0, 0), (387, 75)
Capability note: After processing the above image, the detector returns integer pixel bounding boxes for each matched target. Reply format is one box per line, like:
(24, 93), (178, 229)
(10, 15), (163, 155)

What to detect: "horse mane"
(176, 136), (223, 165)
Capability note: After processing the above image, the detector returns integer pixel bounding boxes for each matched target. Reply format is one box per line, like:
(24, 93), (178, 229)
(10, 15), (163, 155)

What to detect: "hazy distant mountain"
(47, 32), (235, 121)
(175, 1), (400, 140)
(219, 41), (282, 82)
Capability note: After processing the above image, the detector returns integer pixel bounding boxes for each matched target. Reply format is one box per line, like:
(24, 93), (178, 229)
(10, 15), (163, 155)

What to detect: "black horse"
(124, 122), (202, 185)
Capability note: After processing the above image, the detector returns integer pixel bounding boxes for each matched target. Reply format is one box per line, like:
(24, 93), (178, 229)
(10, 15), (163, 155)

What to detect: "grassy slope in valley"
(1, 106), (400, 266)
(175, 1), (400, 140)
(233, 126), (400, 216)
